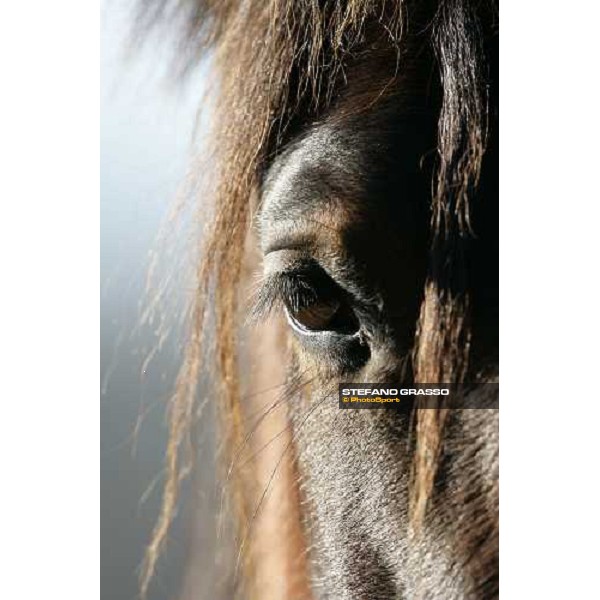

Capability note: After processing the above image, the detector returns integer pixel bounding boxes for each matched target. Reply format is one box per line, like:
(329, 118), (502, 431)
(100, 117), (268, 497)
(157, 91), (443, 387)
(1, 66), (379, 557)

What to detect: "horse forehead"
(259, 127), (369, 251)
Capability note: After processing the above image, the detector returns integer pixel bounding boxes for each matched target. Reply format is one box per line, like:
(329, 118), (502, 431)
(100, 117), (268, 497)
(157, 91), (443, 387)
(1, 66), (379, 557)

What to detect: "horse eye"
(286, 295), (359, 335)
(287, 298), (341, 331)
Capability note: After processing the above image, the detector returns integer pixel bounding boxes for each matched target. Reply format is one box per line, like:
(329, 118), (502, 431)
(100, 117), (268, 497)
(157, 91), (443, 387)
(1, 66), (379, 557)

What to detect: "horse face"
(255, 31), (498, 600)
(258, 52), (436, 385)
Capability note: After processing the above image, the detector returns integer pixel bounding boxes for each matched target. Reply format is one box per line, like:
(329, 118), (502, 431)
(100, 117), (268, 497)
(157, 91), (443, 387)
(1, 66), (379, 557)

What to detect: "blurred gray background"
(101, 2), (216, 599)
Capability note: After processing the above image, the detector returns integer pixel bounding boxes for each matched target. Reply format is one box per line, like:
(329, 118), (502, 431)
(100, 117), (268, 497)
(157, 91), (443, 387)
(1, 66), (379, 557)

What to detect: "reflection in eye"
(286, 297), (341, 332)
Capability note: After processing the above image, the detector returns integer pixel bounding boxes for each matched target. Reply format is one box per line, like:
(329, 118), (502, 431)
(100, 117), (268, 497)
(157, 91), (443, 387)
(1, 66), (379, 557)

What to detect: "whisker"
(226, 369), (313, 482)
(233, 382), (338, 586)
(216, 369), (313, 546)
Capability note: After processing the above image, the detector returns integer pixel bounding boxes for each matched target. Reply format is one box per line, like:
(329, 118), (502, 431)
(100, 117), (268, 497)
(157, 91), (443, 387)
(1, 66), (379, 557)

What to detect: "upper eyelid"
(262, 245), (374, 311)
(262, 248), (311, 273)
(249, 252), (311, 323)
(250, 256), (345, 324)
(250, 271), (315, 324)
(262, 236), (315, 256)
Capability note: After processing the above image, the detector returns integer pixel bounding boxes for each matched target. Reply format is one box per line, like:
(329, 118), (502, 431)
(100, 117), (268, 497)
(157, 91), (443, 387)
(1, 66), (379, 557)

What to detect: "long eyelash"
(250, 272), (319, 323)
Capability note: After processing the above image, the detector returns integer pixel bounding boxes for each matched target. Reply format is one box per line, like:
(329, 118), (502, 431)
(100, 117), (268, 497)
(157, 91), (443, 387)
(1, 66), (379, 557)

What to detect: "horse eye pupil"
(291, 299), (340, 331)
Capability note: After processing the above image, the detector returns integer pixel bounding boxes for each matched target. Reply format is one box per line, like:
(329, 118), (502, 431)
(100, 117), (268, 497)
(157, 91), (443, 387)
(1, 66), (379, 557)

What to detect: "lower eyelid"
(286, 312), (371, 372)
(285, 307), (323, 336)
